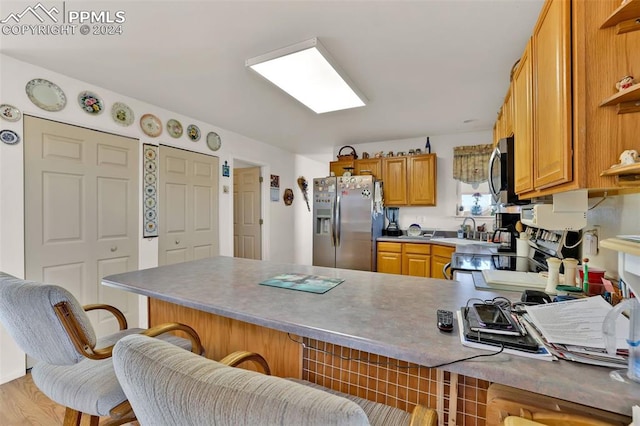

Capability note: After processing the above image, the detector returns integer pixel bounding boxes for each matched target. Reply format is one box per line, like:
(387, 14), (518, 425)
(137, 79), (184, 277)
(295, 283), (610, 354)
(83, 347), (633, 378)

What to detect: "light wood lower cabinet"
(376, 242), (402, 275)
(377, 241), (453, 279)
(431, 245), (456, 280)
(402, 243), (431, 277)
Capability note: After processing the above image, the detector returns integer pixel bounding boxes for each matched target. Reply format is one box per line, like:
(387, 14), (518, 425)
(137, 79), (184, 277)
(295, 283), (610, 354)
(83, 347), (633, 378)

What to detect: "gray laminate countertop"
(102, 256), (636, 416)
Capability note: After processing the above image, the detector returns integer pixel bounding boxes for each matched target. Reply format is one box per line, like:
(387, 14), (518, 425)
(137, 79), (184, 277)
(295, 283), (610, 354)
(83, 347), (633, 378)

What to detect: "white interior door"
(24, 115), (140, 338)
(158, 146), (219, 265)
(233, 167), (262, 259)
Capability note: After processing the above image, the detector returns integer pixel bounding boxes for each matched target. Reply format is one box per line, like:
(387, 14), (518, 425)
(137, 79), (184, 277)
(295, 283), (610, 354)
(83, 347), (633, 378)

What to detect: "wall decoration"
(270, 174), (280, 202)
(25, 78), (67, 111)
(111, 102), (134, 126)
(140, 114), (162, 137)
(166, 119), (183, 138)
(297, 176), (310, 211)
(0, 129), (20, 145)
(0, 104), (21, 122)
(222, 160), (230, 177)
(187, 124), (201, 141)
(206, 131), (222, 151)
(77, 90), (104, 114)
(283, 188), (294, 206)
(143, 144), (159, 238)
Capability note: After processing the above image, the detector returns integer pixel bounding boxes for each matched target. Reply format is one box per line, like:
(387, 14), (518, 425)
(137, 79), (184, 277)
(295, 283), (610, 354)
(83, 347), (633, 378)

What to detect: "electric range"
(449, 253), (548, 274)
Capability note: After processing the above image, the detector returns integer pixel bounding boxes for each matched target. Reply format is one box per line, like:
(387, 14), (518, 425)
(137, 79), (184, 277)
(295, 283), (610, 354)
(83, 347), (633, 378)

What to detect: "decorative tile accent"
(302, 338), (489, 426)
(143, 144), (158, 238)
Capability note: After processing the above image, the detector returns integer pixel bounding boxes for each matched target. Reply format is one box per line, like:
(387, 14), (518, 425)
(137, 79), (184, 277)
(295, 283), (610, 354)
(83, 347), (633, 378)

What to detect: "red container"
(578, 268), (605, 284)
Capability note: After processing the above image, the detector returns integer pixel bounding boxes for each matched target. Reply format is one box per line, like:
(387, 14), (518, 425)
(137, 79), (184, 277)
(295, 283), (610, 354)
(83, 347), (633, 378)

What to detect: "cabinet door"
(402, 253), (431, 277)
(430, 245), (454, 279)
(377, 251), (402, 274)
(503, 87), (513, 137)
(382, 157), (408, 205)
(330, 160), (354, 177)
(532, 0), (572, 189)
(354, 158), (382, 180)
(408, 154), (437, 206)
(513, 39), (534, 194)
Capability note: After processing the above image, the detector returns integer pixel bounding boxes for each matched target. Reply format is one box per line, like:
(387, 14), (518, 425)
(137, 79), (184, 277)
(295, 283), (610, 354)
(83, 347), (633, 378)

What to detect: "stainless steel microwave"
(488, 136), (527, 205)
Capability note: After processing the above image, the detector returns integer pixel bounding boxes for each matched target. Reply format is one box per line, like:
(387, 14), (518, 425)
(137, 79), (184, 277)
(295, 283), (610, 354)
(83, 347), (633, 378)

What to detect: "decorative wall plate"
(143, 144), (159, 238)
(140, 114), (162, 137)
(77, 91), (104, 114)
(0, 104), (21, 122)
(186, 124), (201, 141)
(111, 102), (134, 126)
(25, 78), (67, 111)
(0, 129), (20, 145)
(166, 119), (183, 138)
(206, 131), (221, 151)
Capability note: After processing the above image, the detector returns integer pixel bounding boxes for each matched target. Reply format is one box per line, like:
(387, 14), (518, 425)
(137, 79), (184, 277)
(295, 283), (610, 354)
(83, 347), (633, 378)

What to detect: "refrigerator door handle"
(330, 196), (337, 247)
(335, 194), (341, 246)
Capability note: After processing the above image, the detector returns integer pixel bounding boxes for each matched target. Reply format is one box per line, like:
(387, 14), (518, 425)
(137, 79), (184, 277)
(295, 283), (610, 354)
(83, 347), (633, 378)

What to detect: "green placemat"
(259, 273), (344, 294)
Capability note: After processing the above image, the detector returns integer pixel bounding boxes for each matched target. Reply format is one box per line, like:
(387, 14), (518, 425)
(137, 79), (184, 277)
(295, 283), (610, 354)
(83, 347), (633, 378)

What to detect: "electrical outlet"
(584, 232), (598, 255)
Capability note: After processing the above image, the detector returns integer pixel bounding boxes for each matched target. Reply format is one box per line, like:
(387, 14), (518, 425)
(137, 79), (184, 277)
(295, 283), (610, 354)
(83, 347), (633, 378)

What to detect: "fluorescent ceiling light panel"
(246, 38), (366, 114)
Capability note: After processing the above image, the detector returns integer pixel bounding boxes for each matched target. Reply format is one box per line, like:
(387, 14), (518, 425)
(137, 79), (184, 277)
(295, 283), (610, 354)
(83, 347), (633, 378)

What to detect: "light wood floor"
(0, 373), (138, 425)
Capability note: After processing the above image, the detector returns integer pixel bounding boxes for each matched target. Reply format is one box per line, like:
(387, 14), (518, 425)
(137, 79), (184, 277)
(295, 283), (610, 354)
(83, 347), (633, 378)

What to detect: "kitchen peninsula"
(103, 256), (636, 421)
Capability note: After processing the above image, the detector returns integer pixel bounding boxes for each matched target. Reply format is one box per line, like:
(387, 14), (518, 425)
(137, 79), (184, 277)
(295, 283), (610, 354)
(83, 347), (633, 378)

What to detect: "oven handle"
(442, 262), (452, 280)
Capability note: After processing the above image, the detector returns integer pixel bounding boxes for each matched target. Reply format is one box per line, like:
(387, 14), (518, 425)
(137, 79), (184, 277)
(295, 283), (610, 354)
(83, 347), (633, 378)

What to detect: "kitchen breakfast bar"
(102, 256), (636, 423)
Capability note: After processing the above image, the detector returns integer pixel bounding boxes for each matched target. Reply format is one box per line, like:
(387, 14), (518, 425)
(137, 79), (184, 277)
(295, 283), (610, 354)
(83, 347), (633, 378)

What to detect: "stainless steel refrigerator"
(312, 175), (383, 271)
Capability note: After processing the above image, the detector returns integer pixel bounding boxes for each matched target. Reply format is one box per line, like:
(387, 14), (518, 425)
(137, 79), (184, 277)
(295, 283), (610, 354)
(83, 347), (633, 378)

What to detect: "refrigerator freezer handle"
(335, 194), (341, 246)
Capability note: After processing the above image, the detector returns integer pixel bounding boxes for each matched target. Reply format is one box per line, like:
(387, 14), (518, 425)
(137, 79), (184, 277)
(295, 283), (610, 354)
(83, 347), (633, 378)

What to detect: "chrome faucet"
(461, 216), (476, 238)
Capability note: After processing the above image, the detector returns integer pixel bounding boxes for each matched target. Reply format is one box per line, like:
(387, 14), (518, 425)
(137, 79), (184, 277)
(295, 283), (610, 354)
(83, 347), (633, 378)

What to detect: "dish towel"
(373, 181), (384, 217)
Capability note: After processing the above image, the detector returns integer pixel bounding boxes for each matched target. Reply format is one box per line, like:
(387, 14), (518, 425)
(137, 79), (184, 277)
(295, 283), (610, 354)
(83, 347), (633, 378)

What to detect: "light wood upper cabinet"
(408, 154), (437, 206)
(532, 0), (573, 190)
(382, 157), (408, 206)
(503, 87), (514, 137)
(383, 154), (437, 206)
(354, 158), (382, 180)
(513, 39), (534, 194)
(329, 160), (354, 177)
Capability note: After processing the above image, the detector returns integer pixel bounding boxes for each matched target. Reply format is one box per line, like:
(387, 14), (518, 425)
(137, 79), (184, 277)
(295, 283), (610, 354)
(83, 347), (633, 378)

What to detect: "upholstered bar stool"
(0, 272), (203, 426)
(113, 333), (438, 426)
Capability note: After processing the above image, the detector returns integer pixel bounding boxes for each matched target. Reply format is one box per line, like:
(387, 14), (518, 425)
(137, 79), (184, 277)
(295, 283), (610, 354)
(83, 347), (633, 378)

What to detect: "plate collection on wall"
(12, 78), (225, 154)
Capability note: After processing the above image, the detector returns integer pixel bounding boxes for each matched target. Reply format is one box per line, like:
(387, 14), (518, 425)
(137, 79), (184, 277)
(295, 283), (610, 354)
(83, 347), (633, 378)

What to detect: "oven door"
(488, 146), (503, 204)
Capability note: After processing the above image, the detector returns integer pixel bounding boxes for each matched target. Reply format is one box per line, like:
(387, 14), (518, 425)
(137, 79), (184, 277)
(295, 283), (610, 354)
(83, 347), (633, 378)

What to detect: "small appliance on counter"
(384, 207), (402, 236)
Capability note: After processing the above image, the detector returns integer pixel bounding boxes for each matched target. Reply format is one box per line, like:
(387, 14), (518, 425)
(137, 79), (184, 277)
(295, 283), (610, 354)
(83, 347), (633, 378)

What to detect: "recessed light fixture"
(246, 38), (367, 114)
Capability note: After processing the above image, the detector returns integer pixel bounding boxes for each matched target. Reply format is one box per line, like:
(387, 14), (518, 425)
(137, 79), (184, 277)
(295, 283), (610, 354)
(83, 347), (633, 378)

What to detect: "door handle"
(175, 240), (180, 245)
(110, 246), (117, 252)
(335, 195), (341, 246)
(330, 198), (336, 247)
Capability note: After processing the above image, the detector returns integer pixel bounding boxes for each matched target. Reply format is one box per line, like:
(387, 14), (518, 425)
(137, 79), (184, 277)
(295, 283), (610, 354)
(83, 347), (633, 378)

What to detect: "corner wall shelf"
(599, 83), (640, 114)
(601, 162), (640, 187)
(601, 162), (640, 176)
(601, 0), (640, 33)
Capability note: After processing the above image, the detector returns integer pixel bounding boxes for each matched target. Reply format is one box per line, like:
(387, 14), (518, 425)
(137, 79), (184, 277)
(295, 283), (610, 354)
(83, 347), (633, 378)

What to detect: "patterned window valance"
(452, 144), (493, 184)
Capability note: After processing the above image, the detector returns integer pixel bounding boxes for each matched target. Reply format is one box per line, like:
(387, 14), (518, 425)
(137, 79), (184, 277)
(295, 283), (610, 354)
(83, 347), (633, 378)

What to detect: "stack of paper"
(523, 296), (629, 368)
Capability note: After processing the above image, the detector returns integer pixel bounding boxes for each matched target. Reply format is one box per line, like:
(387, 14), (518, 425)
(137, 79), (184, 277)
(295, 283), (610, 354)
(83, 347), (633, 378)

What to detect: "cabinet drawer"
(431, 244), (454, 258)
(402, 243), (431, 255)
(378, 242), (402, 253)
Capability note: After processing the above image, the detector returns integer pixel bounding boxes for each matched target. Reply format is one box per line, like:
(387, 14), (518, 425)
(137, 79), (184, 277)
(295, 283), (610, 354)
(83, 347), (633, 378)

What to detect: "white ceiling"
(1, 0), (544, 155)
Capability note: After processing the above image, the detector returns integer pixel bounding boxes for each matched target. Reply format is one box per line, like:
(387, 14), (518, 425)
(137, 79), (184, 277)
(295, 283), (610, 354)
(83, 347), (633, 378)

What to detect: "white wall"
(343, 131), (494, 233)
(582, 193), (640, 277)
(0, 54), (302, 383)
(294, 154), (331, 265)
